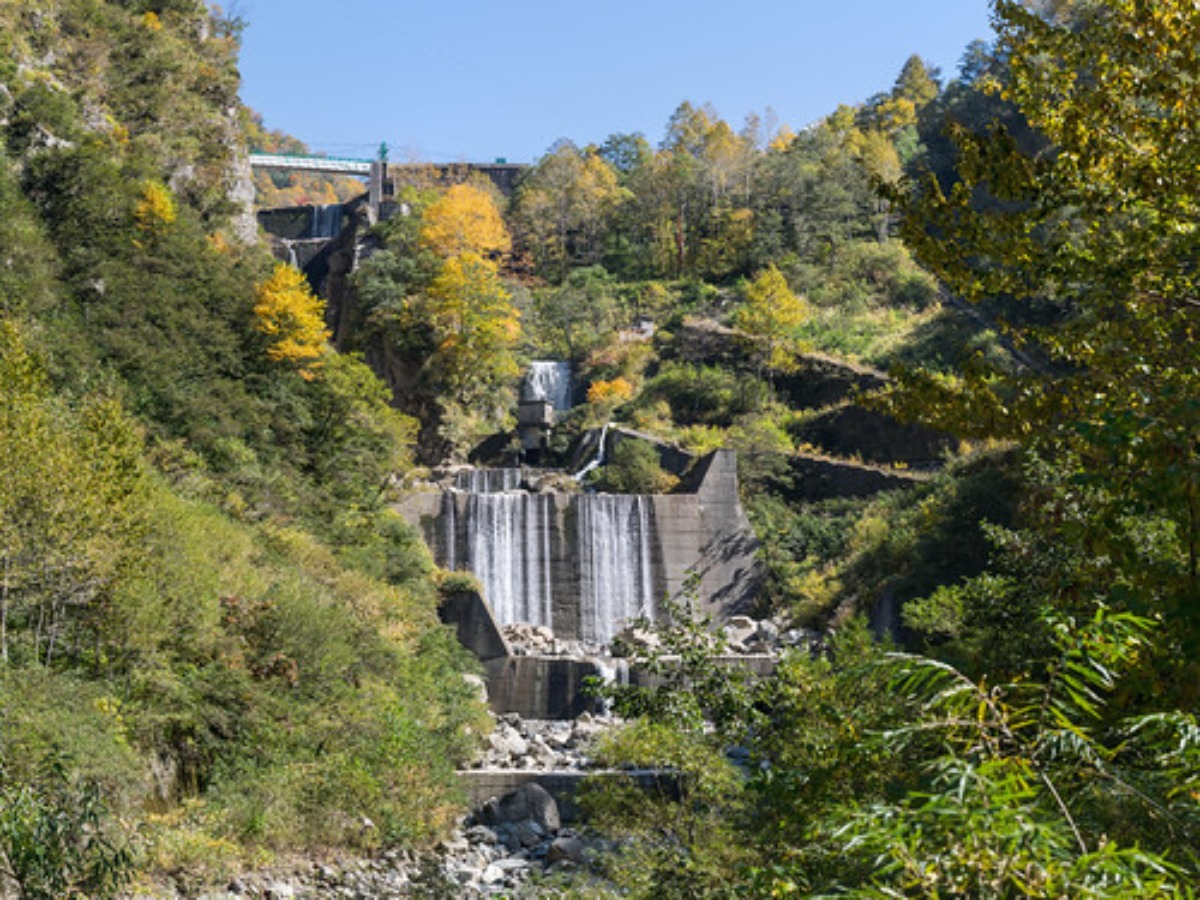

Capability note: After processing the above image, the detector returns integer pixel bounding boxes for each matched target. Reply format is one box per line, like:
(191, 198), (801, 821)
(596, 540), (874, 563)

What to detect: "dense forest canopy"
(0, 0), (1196, 896)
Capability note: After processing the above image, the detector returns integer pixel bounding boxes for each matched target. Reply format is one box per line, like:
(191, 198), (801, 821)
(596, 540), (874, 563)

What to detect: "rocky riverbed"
(158, 714), (615, 899)
(147, 614), (810, 898)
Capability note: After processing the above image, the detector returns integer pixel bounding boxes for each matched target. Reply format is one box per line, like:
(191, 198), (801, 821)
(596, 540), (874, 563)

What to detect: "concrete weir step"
(481, 653), (780, 719)
(459, 768), (676, 825)
(483, 656), (606, 719)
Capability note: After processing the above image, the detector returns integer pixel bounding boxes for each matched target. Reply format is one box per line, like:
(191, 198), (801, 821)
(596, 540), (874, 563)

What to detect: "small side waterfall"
(523, 361), (572, 412)
(578, 494), (655, 645)
(442, 490), (458, 571)
(572, 423), (609, 482)
(466, 492), (553, 629)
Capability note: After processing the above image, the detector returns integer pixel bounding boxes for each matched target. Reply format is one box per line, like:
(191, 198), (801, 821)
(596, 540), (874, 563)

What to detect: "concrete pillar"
(368, 160), (383, 216)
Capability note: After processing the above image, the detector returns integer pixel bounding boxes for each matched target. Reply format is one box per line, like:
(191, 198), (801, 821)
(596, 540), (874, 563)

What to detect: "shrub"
(0, 751), (134, 900)
(594, 439), (679, 495)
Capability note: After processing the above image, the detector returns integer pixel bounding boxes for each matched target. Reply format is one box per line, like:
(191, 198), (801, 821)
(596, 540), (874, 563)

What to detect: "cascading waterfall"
(455, 468), (522, 494)
(442, 490), (458, 571)
(465, 491), (553, 629)
(578, 494), (655, 646)
(523, 361), (572, 412)
(309, 203), (344, 239)
(450, 468), (661, 646)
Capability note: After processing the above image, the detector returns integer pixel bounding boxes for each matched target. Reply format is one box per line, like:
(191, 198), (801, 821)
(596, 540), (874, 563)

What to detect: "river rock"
(547, 833), (585, 864)
(723, 615), (758, 650)
(481, 781), (561, 833)
(756, 619), (780, 644)
(610, 625), (661, 657)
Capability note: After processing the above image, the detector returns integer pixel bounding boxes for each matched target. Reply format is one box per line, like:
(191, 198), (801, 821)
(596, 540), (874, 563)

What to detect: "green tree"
(819, 611), (1197, 897)
(888, 0), (1200, 683)
(532, 265), (620, 359)
(751, 118), (880, 262)
(301, 351), (417, 506)
(598, 131), (653, 175)
(0, 752), (133, 900)
(0, 322), (147, 667)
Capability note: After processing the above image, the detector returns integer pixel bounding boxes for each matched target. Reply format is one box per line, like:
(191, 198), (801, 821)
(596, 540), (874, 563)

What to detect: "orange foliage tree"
(586, 376), (634, 406)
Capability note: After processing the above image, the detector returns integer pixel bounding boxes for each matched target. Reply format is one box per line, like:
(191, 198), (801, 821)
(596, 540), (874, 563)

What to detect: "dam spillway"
(398, 450), (761, 647)
(465, 490), (555, 632)
(577, 494), (655, 645)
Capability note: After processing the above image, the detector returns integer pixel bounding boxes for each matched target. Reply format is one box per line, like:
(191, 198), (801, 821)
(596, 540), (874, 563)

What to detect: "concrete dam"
(396, 449), (761, 648)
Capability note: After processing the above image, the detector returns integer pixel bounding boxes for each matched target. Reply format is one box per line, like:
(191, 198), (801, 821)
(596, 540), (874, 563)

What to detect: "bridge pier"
(368, 160), (386, 220)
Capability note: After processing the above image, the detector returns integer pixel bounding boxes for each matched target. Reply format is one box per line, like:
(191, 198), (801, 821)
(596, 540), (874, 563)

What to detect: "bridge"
(248, 151), (528, 206)
(248, 152), (373, 175)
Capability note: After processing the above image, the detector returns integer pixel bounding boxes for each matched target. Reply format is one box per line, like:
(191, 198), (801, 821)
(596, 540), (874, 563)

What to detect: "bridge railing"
(248, 152), (373, 175)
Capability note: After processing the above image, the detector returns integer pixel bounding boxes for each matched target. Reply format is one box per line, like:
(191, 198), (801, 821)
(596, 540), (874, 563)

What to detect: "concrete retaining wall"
(482, 656), (604, 719)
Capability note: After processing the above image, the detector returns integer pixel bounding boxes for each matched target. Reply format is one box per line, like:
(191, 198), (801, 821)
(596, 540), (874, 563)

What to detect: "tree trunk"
(1, 555), (9, 664)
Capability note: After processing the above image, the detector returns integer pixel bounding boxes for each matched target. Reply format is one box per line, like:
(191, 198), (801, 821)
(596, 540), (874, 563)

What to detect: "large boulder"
(479, 782), (561, 834)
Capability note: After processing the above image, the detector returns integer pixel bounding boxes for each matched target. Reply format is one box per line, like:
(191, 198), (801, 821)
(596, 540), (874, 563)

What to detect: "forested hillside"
(0, 0), (1197, 896)
(0, 3), (484, 895)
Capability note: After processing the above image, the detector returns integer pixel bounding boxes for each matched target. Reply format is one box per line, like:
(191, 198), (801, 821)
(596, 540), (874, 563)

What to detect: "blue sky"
(236, 0), (995, 164)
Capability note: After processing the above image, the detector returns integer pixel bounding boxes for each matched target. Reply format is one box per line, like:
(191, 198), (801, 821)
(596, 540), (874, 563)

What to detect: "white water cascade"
(309, 203), (344, 239)
(449, 467), (661, 646)
(578, 494), (655, 645)
(465, 491), (554, 630)
(523, 361), (572, 412)
(456, 468), (522, 493)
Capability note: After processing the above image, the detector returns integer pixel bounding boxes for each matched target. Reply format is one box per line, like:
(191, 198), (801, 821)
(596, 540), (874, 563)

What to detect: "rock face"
(225, 144), (257, 244)
(784, 452), (928, 502)
(791, 404), (955, 469)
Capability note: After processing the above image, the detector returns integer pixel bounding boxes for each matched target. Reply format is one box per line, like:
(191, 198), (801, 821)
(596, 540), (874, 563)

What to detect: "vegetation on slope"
(0, 2), (485, 893)
(3, 0), (1197, 895)
(535, 1), (1200, 895)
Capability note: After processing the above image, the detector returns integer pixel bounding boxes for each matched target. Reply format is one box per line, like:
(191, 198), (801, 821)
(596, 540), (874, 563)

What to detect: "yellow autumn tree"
(419, 253), (520, 402)
(586, 377), (634, 406)
(133, 180), (176, 242)
(253, 263), (331, 375)
(419, 183), (511, 260)
(734, 265), (807, 378)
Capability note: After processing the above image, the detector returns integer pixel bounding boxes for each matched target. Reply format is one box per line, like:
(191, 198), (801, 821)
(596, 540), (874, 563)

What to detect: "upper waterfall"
(309, 203), (344, 240)
(522, 361), (572, 412)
